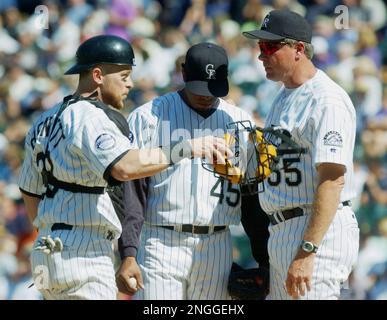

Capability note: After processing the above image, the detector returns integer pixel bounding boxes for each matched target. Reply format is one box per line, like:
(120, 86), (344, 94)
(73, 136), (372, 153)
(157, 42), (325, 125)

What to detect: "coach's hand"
(116, 256), (144, 295)
(285, 250), (315, 299)
(189, 136), (233, 165)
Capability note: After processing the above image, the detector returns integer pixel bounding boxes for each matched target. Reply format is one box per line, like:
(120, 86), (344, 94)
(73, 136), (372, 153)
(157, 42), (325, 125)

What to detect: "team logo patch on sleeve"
(323, 131), (343, 147)
(128, 131), (134, 144)
(95, 133), (116, 150)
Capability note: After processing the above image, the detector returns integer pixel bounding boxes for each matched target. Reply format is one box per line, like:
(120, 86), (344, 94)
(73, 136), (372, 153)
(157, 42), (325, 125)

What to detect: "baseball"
(128, 277), (137, 289)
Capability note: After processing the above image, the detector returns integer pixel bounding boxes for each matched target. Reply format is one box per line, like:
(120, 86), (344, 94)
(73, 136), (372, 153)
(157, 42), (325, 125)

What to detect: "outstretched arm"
(111, 136), (232, 181)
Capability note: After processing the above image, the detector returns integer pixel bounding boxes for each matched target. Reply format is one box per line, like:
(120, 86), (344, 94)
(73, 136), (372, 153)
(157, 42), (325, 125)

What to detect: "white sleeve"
(18, 126), (44, 196)
(127, 109), (156, 149)
(72, 109), (132, 177)
(312, 104), (355, 168)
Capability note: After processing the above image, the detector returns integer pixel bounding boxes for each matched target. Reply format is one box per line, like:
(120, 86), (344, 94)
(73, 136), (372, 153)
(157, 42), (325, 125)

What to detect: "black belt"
(51, 223), (73, 231)
(50, 223), (115, 240)
(268, 201), (352, 226)
(159, 224), (227, 234)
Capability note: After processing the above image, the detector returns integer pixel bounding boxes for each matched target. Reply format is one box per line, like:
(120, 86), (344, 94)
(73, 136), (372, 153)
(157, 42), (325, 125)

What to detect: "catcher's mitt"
(228, 262), (269, 300)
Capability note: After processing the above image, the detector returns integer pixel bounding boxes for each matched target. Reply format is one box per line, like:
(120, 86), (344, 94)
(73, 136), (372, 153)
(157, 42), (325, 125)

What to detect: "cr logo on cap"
(262, 16), (270, 28)
(205, 64), (216, 79)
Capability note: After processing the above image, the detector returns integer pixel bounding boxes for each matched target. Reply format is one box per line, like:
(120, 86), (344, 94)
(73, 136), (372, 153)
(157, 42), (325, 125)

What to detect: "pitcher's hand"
(116, 256), (144, 295)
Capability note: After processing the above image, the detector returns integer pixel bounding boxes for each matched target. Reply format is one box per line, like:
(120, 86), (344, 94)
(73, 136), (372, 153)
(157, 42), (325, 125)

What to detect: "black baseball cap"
(242, 9), (312, 43)
(183, 43), (229, 97)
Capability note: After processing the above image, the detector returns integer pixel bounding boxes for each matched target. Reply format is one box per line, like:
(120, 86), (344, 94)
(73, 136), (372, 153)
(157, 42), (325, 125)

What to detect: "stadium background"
(0, 0), (386, 300)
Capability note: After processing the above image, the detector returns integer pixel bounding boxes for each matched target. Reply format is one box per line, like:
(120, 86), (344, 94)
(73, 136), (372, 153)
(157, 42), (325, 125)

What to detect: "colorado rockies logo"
(205, 64), (216, 79)
(262, 15), (270, 28)
(323, 131), (343, 147)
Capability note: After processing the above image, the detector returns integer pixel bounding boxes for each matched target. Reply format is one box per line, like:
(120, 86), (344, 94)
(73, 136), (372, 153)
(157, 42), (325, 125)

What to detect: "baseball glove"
(228, 262), (270, 300)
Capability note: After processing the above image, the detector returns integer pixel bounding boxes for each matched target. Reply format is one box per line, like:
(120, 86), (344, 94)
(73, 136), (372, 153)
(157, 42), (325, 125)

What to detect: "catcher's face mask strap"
(225, 121), (268, 195)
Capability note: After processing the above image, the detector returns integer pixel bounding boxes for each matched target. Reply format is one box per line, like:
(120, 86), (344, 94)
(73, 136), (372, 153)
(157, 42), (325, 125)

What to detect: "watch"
(300, 240), (318, 253)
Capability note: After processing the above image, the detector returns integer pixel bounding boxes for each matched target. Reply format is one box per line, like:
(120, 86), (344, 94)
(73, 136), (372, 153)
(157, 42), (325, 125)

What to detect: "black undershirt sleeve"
(118, 178), (148, 259)
(240, 192), (270, 268)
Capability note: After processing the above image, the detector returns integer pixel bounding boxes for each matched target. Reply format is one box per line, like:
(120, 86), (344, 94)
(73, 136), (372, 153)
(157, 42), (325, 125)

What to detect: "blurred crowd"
(0, 0), (386, 300)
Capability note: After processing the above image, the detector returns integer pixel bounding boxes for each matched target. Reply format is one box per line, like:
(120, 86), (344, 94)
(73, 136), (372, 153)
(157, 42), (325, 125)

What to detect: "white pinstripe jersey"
(260, 69), (356, 213)
(128, 92), (254, 226)
(18, 99), (132, 236)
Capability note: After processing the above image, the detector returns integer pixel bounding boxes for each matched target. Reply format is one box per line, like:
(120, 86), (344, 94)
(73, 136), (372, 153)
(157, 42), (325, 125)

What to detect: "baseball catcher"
(228, 262), (270, 300)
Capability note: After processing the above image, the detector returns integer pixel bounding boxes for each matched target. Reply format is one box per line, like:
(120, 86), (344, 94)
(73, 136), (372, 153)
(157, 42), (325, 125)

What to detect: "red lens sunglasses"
(258, 41), (287, 56)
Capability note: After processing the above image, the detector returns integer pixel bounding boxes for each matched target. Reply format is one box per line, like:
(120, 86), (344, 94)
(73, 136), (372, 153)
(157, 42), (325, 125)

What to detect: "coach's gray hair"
(284, 38), (314, 60)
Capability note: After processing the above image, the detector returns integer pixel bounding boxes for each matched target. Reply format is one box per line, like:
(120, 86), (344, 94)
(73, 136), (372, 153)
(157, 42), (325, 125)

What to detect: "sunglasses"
(258, 41), (287, 56)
